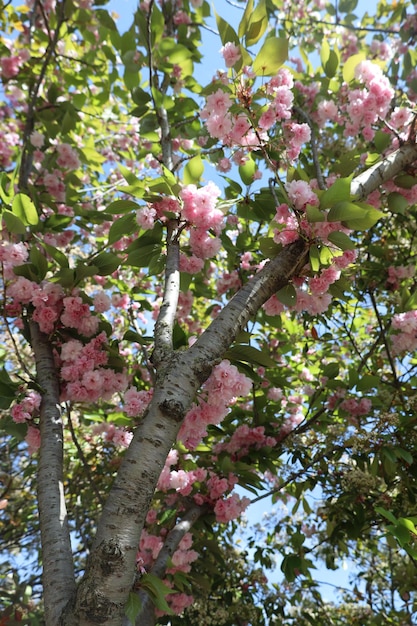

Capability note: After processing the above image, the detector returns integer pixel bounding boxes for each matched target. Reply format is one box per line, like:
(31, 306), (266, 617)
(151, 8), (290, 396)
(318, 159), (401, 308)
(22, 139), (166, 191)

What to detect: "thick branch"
(134, 504), (207, 626)
(68, 238), (309, 626)
(29, 320), (75, 626)
(351, 143), (417, 201)
(187, 238), (309, 369)
(152, 220), (181, 366)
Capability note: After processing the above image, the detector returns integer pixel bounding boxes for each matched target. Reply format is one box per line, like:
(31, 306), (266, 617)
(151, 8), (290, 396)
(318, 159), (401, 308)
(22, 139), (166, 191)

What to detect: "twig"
(67, 405), (104, 507)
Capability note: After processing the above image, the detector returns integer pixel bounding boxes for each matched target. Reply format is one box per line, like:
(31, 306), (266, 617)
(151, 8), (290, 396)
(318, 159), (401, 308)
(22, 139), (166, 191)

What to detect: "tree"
(1, 0), (417, 623)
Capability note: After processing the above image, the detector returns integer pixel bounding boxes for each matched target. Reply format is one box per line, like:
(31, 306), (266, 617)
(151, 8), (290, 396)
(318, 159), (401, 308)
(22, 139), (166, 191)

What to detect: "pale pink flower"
(25, 426), (41, 454)
(136, 206), (157, 230)
(220, 42), (241, 68)
(285, 179), (318, 211)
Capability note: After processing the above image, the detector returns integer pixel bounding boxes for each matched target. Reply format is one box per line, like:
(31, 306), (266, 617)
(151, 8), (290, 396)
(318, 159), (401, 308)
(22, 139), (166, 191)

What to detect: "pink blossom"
(189, 229), (222, 259)
(123, 387), (153, 417)
(93, 291), (111, 313)
(56, 143), (80, 170)
(179, 253), (205, 274)
(25, 426), (41, 454)
(220, 42), (241, 68)
(286, 180), (318, 211)
(32, 305), (59, 334)
(30, 131), (45, 148)
(1, 55), (22, 79)
(136, 206), (157, 230)
(214, 493), (250, 523)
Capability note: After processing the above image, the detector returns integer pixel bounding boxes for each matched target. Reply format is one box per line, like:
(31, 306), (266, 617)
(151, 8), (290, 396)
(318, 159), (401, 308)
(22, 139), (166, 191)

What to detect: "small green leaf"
(91, 252), (120, 276)
(388, 192), (408, 215)
(306, 205), (325, 222)
(125, 593), (142, 624)
(126, 244), (161, 268)
(3, 210), (27, 234)
(252, 37), (288, 76)
(326, 231), (355, 250)
(327, 201), (366, 222)
(140, 573), (174, 615)
(183, 155), (204, 185)
(320, 177), (352, 210)
(309, 244), (320, 272)
(108, 214), (138, 245)
(239, 157), (256, 186)
(225, 344), (275, 368)
(29, 246), (48, 279)
(41, 243), (69, 268)
(342, 52), (366, 83)
(12, 193), (39, 226)
(322, 362), (339, 378)
(276, 284), (296, 307)
(215, 10), (239, 46)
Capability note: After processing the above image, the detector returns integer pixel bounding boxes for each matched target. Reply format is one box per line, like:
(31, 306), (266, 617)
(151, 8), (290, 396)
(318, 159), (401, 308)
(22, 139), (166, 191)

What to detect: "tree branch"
(152, 220), (181, 367)
(351, 143), (417, 201)
(29, 319), (75, 626)
(133, 504), (207, 626)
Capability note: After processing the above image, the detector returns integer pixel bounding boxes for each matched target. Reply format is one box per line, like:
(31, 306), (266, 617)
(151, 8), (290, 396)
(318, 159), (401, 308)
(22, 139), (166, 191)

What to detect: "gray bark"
(29, 320), (76, 626)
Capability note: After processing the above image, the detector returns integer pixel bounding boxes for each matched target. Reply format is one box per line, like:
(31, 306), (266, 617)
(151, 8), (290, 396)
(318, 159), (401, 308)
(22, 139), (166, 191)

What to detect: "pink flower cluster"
(220, 42), (241, 68)
(0, 48), (29, 79)
(0, 241), (28, 279)
(214, 492), (250, 523)
(11, 390), (42, 424)
(123, 386), (153, 417)
(215, 424), (277, 459)
(178, 360), (252, 449)
(340, 397), (372, 418)
(179, 182), (225, 259)
(56, 143), (81, 170)
(59, 332), (128, 403)
(259, 67), (294, 128)
(201, 88), (258, 146)
(391, 310), (417, 354)
(344, 60), (395, 139)
(92, 422), (133, 448)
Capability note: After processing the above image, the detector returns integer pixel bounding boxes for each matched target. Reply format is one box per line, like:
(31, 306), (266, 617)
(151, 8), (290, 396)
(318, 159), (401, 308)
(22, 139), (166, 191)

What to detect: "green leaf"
(326, 231), (355, 250)
(126, 244), (161, 268)
(225, 344), (275, 368)
(29, 246), (48, 280)
(252, 37), (288, 76)
(342, 52), (366, 83)
(12, 193), (39, 226)
(309, 244), (320, 272)
(125, 593), (142, 624)
(320, 177), (352, 210)
(0, 172), (12, 204)
(276, 284), (296, 307)
(91, 252), (120, 276)
(108, 214), (138, 245)
(183, 155), (204, 185)
(321, 40), (339, 78)
(2, 210), (27, 234)
(239, 157), (256, 186)
(140, 573), (174, 615)
(215, 10), (239, 46)
(327, 201), (367, 222)
(388, 191), (408, 215)
(322, 362), (339, 378)
(259, 237), (281, 258)
(306, 205), (325, 222)
(345, 203), (382, 230)
(239, 0), (268, 46)
(41, 243), (69, 268)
